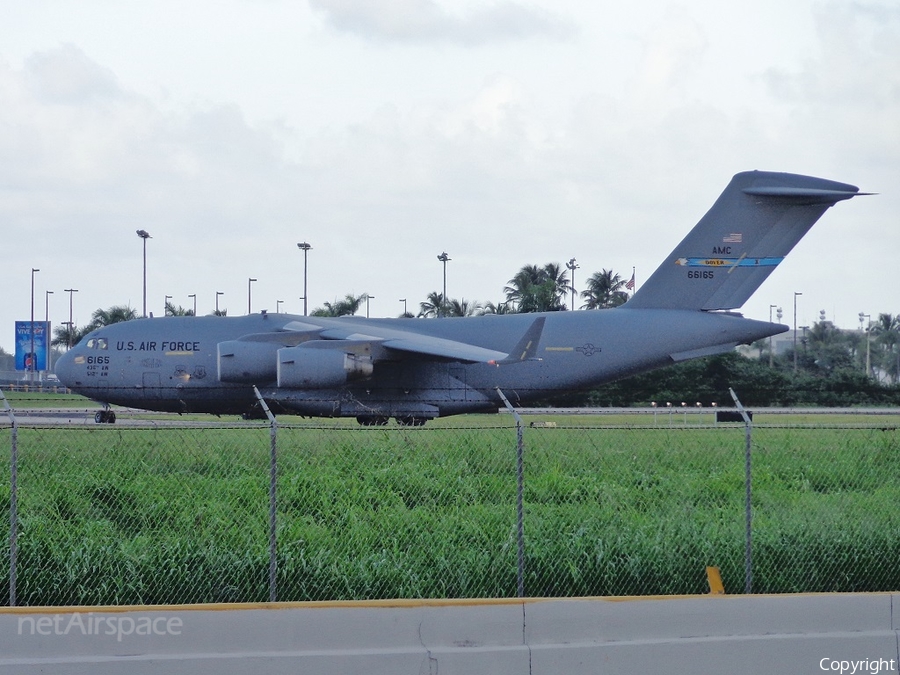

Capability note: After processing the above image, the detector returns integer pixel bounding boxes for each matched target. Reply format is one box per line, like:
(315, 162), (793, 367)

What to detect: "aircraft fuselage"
(55, 309), (782, 422)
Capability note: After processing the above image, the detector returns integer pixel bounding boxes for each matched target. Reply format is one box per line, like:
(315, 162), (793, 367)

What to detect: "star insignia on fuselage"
(576, 343), (601, 357)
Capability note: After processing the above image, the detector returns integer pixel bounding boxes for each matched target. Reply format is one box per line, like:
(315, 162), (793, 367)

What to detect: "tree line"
(311, 263), (631, 317)
(578, 314), (900, 407)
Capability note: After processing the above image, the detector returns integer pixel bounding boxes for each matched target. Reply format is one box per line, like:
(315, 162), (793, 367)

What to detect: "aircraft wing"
(382, 336), (508, 363)
(312, 326), (506, 363)
(279, 317), (546, 365)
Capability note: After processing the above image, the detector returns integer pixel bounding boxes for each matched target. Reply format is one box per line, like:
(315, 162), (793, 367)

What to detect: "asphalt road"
(4, 406), (900, 428)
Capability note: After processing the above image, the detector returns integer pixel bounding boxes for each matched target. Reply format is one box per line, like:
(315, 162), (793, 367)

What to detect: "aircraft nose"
(55, 350), (76, 387)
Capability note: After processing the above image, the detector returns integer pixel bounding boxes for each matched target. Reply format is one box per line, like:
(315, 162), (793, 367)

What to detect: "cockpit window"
(85, 338), (108, 350)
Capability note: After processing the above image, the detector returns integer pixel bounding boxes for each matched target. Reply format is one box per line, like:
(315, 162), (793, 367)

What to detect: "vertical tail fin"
(624, 171), (866, 311)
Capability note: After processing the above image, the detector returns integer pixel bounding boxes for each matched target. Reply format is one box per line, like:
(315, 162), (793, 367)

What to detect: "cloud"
(308, 0), (576, 44)
(0, 46), (300, 304)
(634, 5), (708, 96)
(764, 3), (900, 107)
(24, 44), (122, 104)
(761, 2), (900, 174)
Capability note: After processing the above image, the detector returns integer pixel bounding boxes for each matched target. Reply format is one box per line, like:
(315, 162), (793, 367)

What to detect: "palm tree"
(52, 304), (138, 347)
(581, 269), (628, 309)
(90, 305), (138, 326)
(51, 323), (83, 349)
(418, 291), (446, 318)
(311, 293), (365, 317)
(481, 300), (513, 315)
(165, 301), (194, 317)
(445, 298), (482, 317)
(803, 319), (854, 372)
(504, 263), (570, 313)
(541, 262), (572, 307)
(871, 313), (900, 382)
(504, 265), (541, 312)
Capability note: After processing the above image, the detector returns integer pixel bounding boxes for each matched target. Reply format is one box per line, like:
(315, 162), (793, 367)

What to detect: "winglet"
(489, 317), (546, 365)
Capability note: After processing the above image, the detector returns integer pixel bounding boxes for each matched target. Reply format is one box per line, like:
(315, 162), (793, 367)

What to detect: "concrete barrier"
(1, 595), (898, 674)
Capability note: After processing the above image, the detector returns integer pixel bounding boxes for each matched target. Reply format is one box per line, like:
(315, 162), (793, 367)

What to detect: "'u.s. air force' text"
(116, 341), (200, 352)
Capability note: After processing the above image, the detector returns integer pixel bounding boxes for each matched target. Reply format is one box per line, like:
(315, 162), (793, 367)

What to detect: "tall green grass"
(2, 422), (899, 605)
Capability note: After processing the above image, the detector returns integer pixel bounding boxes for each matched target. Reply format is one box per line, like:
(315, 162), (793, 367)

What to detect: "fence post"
(2, 392), (16, 606)
(729, 387), (752, 594)
(495, 388), (525, 599)
(253, 387), (278, 603)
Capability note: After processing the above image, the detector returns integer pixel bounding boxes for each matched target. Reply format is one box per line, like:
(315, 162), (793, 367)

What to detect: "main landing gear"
(94, 408), (117, 424)
(355, 415), (428, 426)
(395, 416), (427, 427)
(356, 415), (389, 426)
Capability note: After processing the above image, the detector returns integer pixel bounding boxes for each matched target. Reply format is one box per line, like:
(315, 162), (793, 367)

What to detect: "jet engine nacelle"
(277, 346), (374, 389)
(217, 340), (280, 383)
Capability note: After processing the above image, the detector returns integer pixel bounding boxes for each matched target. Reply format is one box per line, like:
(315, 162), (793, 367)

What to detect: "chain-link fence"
(3, 402), (900, 606)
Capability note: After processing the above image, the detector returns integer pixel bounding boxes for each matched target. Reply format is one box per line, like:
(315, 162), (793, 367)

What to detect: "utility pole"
(793, 292), (802, 373)
(136, 230), (151, 318)
(297, 242), (311, 316)
(30, 268), (39, 382)
(566, 258), (579, 310)
(64, 289), (78, 349)
(437, 252), (450, 317)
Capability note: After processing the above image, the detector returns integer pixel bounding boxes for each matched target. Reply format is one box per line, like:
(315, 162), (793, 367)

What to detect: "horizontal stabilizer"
(670, 343), (738, 363)
(625, 171), (867, 311)
(742, 186), (873, 202)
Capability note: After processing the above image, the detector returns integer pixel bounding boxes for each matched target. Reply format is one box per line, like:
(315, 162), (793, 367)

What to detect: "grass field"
(2, 407), (900, 605)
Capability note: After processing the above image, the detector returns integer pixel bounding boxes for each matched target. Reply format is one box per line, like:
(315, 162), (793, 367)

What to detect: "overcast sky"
(2, 0), (898, 354)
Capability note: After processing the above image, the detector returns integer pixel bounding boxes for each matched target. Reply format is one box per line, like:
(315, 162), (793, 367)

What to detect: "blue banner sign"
(15, 321), (50, 371)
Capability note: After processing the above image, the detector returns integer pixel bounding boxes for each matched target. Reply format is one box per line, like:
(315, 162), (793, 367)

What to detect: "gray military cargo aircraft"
(55, 170), (866, 424)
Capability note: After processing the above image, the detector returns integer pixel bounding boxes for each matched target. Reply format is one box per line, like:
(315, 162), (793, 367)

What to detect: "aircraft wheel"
(396, 416), (427, 426)
(107, 411), (117, 424)
(94, 411), (104, 424)
(357, 415), (389, 426)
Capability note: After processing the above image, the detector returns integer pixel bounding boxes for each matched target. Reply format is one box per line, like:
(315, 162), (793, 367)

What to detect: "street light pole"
(769, 304), (778, 367)
(136, 230), (151, 318)
(45, 290), (54, 373)
(30, 268), (39, 382)
(364, 294), (374, 318)
(399, 298), (407, 317)
(859, 312), (872, 377)
(297, 242), (311, 316)
(248, 278), (257, 314)
(793, 292), (802, 373)
(64, 289), (78, 349)
(437, 252), (450, 318)
(188, 294), (196, 316)
(566, 258), (579, 311)
(216, 291), (224, 315)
